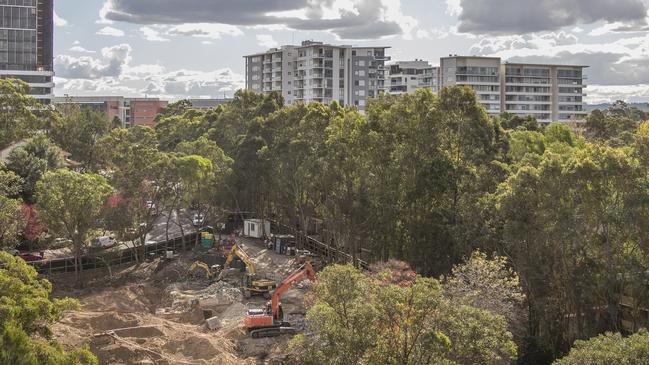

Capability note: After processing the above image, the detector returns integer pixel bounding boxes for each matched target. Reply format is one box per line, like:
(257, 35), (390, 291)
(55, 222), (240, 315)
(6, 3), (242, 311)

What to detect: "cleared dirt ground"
(51, 237), (311, 365)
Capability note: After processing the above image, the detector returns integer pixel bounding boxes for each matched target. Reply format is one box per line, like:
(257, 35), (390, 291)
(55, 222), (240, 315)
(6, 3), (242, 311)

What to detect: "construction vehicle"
(244, 262), (316, 338)
(218, 243), (276, 299)
(188, 261), (220, 280)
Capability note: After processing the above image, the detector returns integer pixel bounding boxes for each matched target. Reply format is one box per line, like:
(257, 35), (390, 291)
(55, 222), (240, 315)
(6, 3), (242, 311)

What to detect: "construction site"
(49, 234), (318, 365)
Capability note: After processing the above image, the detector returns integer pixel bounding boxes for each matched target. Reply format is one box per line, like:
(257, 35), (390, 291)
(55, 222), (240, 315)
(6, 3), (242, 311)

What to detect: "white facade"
(388, 60), (438, 95)
(440, 56), (588, 123)
(245, 41), (390, 112)
(243, 219), (271, 239)
(0, 69), (55, 102)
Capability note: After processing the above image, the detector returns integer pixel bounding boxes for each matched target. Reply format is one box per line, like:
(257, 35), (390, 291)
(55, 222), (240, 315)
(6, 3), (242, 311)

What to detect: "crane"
(244, 261), (316, 338)
(218, 243), (276, 298)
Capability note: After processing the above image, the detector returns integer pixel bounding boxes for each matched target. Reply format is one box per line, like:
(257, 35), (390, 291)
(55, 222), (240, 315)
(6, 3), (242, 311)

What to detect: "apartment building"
(54, 96), (168, 128)
(0, 0), (55, 103)
(439, 56), (503, 115)
(439, 56), (588, 123)
(388, 60), (439, 95)
(244, 41), (390, 112)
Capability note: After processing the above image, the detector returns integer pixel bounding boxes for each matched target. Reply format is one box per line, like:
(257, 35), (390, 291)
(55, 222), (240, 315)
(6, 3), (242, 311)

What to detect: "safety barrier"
(27, 233), (198, 275)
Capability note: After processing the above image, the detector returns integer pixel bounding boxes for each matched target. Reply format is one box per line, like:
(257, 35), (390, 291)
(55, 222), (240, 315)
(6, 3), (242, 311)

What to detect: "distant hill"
(585, 103), (649, 112)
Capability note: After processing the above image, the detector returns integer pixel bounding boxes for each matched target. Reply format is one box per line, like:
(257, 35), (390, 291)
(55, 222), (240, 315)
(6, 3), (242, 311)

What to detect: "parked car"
(19, 252), (44, 262)
(90, 236), (117, 249)
(192, 213), (205, 227)
(146, 200), (158, 216)
(53, 237), (73, 248)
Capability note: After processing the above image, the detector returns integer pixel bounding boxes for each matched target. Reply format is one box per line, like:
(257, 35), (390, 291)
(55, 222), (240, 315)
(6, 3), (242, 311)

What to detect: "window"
(358, 60), (365, 67)
(358, 80), (365, 86)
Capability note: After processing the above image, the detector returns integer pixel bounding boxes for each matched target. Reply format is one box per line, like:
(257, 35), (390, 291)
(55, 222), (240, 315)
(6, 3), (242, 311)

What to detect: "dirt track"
(52, 237), (310, 364)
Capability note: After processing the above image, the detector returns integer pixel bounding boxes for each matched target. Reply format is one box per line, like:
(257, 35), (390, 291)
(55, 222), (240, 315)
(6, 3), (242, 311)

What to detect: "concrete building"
(54, 96), (168, 128)
(244, 41), (390, 112)
(0, 0), (54, 103)
(188, 98), (231, 109)
(388, 60), (438, 95)
(439, 56), (588, 123)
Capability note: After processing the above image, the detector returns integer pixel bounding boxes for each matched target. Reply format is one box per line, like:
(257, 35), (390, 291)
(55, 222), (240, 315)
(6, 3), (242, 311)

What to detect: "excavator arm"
(271, 262), (316, 319)
(217, 243), (257, 280)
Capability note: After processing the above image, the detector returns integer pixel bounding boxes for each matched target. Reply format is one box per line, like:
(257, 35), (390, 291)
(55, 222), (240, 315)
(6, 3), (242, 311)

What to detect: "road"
(41, 210), (197, 259)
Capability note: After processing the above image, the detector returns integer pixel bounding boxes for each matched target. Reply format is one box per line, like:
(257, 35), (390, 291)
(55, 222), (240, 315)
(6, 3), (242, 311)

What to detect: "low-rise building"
(54, 96), (168, 128)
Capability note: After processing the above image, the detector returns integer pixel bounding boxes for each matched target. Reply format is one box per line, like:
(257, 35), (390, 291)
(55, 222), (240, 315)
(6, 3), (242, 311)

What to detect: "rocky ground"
(51, 237), (311, 365)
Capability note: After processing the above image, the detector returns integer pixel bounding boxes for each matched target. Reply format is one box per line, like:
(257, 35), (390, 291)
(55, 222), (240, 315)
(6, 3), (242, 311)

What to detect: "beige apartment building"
(244, 41), (390, 112)
(439, 56), (587, 123)
(388, 60), (439, 95)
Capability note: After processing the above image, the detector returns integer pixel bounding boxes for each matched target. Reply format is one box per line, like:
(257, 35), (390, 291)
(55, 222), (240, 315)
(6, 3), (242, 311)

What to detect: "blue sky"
(53, 0), (649, 103)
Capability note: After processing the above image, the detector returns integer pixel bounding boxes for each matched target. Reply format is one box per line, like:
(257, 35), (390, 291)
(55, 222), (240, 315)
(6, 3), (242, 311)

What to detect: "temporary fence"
(269, 220), (368, 269)
(27, 233), (198, 275)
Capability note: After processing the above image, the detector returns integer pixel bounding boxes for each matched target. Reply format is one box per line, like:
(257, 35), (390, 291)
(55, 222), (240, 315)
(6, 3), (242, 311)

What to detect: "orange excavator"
(244, 261), (316, 338)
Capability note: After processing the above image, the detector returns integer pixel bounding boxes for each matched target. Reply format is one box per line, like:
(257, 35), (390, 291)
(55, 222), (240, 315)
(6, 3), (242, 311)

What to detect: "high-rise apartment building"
(0, 0), (54, 103)
(54, 96), (168, 128)
(439, 56), (503, 115)
(244, 41), (389, 112)
(439, 56), (587, 123)
(388, 60), (439, 95)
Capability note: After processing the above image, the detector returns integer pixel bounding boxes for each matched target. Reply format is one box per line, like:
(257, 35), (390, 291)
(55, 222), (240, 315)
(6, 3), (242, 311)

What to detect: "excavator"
(218, 243), (276, 299)
(244, 261), (316, 338)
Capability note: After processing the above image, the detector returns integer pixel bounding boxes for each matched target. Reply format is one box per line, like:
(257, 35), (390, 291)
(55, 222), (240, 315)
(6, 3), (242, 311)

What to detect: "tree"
(35, 170), (113, 279)
(0, 169), (23, 198)
(498, 113), (540, 131)
(111, 116), (122, 129)
(553, 330), (649, 365)
(444, 251), (527, 342)
(0, 79), (39, 150)
(0, 251), (97, 364)
(0, 196), (24, 249)
(50, 103), (111, 171)
(289, 264), (517, 365)
(5, 135), (63, 202)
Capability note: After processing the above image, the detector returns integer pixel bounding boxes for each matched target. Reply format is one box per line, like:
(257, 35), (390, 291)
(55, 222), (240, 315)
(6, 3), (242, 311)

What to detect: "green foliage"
(553, 330), (649, 365)
(50, 103), (111, 171)
(0, 169), (23, 198)
(0, 252), (97, 365)
(498, 113), (540, 131)
(0, 196), (24, 248)
(0, 79), (39, 150)
(35, 170), (113, 275)
(5, 135), (63, 201)
(289, 264), (517, 365)
(444, 251), (526, 340)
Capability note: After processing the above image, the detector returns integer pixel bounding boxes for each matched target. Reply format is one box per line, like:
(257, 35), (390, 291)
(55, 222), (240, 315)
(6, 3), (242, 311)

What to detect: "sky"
(53, 0), (649, 104)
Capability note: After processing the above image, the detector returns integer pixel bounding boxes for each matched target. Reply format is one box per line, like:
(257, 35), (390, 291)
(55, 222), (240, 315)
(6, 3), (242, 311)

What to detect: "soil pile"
(53, 237), (311, 364)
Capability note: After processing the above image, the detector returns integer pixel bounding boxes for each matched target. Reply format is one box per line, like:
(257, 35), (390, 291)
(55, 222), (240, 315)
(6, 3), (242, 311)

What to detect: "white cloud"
(54, 11), (68, 27)
(587, 84), (649, 103)
(140, 26), (170, 42)
(256, 34), (278, 48)
(55, 44), (132, 79)
(167, 23), (244, 39)
(96, 26), (126, 37)
(446, 0), (462, 16)
(416, 27), (451, 40)
(69, 45), (96, 54)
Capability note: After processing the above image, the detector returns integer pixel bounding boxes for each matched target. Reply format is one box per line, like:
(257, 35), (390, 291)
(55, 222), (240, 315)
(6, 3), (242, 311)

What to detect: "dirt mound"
(82, 284), (160, 313)
(54, 239), (310, 364)
(163, 336), (220, 360)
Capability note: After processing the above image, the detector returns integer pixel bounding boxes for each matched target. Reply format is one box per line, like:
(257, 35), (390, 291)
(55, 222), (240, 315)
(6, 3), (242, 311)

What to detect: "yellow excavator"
(218, 243), (276, 299)
(188, 261), (219, 280)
